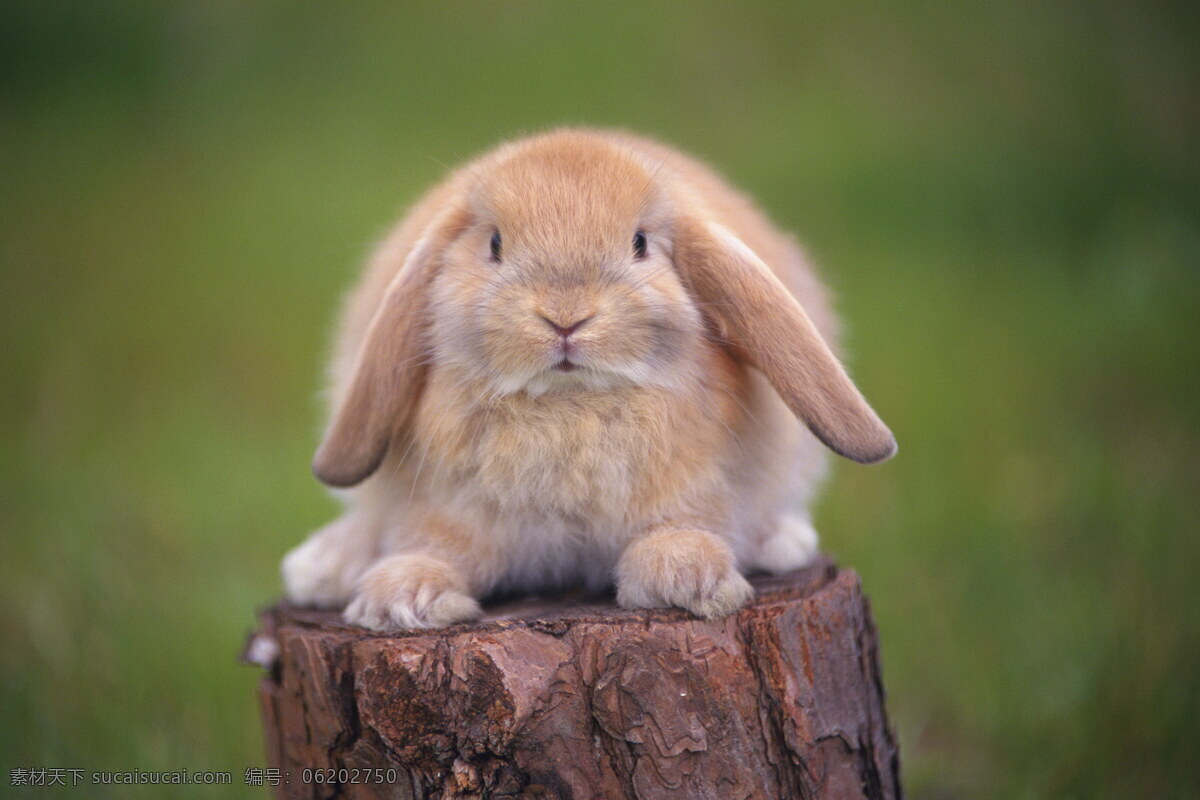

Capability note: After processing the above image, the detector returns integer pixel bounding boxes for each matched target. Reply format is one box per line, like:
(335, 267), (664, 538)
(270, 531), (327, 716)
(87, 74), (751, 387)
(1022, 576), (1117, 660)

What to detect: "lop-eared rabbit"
(283, 129), (895, 630)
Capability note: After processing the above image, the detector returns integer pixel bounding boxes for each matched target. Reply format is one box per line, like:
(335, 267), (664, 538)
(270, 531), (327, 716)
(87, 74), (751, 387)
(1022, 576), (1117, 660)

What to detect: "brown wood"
(246, 559), (901, 799)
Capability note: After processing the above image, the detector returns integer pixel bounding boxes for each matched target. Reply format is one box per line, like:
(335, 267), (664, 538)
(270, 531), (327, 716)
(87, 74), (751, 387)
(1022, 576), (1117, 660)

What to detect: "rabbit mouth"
(552, 359), (577, 373)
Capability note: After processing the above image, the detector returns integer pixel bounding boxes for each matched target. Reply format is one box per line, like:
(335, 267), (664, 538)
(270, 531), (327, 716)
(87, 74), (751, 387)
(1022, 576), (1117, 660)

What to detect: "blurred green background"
(2, 1), (1197, 797)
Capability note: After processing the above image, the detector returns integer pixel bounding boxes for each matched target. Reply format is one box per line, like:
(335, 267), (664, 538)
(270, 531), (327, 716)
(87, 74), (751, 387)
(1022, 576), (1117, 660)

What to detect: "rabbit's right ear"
(312, 204), (470, 487)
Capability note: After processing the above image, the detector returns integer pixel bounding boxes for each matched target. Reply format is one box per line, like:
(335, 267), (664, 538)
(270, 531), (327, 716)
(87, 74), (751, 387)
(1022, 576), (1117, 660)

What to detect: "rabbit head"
(430, 136), (705, 397)
(313, 131), (895, 488)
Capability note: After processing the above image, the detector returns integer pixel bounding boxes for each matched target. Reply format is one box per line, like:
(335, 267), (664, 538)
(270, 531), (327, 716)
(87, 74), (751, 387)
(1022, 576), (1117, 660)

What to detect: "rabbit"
(281, 128), (895, 630)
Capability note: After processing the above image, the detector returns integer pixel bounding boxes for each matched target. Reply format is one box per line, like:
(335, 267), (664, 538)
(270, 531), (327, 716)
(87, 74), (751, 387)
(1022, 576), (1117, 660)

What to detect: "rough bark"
(246, 559), (901, 799)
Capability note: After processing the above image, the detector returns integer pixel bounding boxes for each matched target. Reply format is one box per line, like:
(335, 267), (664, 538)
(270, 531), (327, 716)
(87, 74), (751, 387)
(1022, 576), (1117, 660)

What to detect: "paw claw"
(343, 554), (481, 631)
(689, 571), (755, 619)
(616, 528), (755, 620)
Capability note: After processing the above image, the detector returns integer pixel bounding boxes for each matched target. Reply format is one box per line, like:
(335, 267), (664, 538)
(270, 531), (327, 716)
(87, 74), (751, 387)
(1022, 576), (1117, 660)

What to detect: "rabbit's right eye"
(489, 230), (502, 262)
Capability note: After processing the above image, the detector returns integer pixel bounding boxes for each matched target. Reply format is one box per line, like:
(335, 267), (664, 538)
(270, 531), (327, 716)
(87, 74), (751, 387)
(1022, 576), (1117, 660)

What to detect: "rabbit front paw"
(615, 528), (754, 619)
(343, 554), (482, 631)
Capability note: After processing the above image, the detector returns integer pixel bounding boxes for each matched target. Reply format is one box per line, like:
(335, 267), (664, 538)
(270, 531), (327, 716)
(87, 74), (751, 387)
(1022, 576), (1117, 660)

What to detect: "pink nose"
(541, 315), (592, 337)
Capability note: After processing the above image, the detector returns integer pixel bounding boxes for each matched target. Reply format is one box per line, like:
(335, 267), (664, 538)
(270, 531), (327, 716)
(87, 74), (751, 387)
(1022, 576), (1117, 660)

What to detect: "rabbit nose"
(540, 315), (592, 337)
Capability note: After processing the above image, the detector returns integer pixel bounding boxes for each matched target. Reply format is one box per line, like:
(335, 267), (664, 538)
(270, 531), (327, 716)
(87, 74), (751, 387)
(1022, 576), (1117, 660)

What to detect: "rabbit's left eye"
(633, 231), (648, 259)
(490, 230), (502, 262)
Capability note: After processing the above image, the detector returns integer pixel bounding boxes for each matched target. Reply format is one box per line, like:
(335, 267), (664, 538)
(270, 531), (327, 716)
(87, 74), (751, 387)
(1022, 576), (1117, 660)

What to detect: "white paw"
(753, 515), (820, 574)
(616, 529), (755, 620)
(343, 554), (482, 631)
(282, 521), (373, 608)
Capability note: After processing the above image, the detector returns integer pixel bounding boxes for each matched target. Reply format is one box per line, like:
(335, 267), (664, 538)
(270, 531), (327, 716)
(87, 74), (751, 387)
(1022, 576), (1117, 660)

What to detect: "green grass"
(2, 1), (1198, 797)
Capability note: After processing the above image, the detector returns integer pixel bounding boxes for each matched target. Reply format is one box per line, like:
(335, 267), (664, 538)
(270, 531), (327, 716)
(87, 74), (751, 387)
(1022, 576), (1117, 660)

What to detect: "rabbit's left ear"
(674, 216), (896, 464)
(312, 204), (470, 487)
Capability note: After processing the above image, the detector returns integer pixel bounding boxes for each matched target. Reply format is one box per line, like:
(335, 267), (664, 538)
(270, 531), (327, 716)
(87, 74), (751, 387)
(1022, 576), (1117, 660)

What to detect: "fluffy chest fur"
(412, 362), (743, 527)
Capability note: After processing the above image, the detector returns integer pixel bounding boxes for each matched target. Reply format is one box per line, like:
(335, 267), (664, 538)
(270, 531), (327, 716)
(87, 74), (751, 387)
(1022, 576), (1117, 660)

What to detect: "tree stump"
(245, 558), (901, 799)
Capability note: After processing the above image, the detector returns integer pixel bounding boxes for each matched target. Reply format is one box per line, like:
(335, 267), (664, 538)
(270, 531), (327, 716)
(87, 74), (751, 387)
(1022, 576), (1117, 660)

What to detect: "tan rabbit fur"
(283, 128), (894, 630)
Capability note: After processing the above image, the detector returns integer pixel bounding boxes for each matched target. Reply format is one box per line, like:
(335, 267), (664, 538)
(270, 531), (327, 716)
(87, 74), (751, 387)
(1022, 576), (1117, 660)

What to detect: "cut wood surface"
(247, 558), (901, 799)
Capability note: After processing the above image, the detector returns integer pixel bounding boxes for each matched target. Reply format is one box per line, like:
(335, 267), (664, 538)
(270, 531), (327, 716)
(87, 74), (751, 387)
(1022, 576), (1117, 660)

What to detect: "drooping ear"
(312, 204), (470, 487)
(674, 217), (896, 464)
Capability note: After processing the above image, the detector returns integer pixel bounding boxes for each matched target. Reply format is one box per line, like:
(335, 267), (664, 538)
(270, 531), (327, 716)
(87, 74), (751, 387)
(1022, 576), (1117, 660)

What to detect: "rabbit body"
(283, 129), (891, 629)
